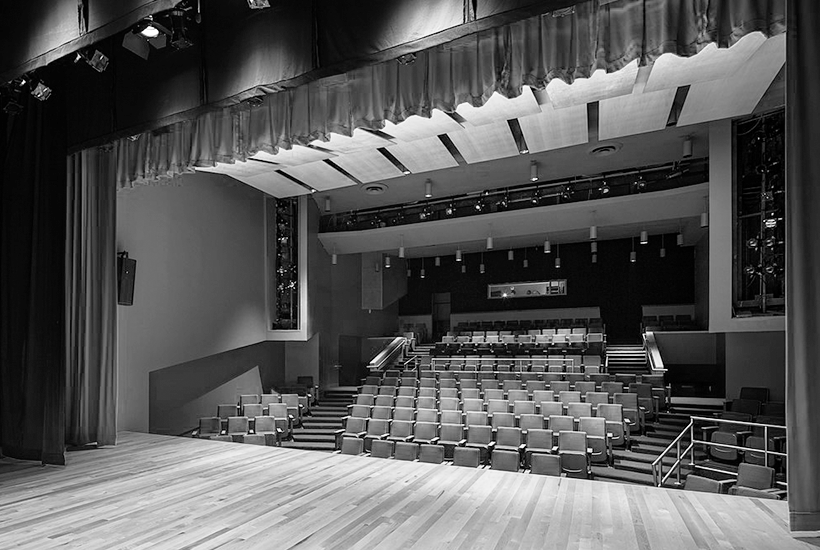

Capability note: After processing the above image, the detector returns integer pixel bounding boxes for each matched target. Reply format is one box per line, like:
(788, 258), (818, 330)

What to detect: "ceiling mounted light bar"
(378, 148), (412, 175)
(508, 119), (529, 154)
(248, 0), (271, 8)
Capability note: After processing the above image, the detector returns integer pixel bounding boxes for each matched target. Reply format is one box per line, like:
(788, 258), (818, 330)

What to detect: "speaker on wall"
(117, 252), (136, 306)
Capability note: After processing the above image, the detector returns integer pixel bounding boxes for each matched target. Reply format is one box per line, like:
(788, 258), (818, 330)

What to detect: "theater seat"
(340, 437), (365, 456)
(530, 453), (562, 476)
(419, 444), (445, 464)
(394, 442), (418, 461)
(453, 447), (480, 468)
(523, 429), (554, 468)
(727, 463), (786, 499)
(195, 417), (222, 439)
(465, 425), (496, 464)
(438, 424), (467, 460)
(683, 474), (723, 493)
(491, 450), (520, 472)
(253, 416), (282, 446)
(557, 431), (591, 479)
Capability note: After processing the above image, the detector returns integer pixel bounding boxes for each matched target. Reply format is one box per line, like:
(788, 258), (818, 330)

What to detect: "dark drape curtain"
(65, 149), (118, 448)
(112, 0), (784, 190)
(786, 0), (820, 534)
(0, 80), (68, 465)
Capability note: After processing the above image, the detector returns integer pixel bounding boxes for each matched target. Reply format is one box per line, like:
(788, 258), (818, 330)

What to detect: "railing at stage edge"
(651, 415), (788, 489)
(643, 331), (667, 374)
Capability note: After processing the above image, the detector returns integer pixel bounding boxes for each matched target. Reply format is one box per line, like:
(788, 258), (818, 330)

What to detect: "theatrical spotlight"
(74, 48), (110, 72)
(21, 74), (51, 101)
(248, 0), (271, 7)
(169, 9), (194, 50)
(124, 16), (170, 60)
(133, 16), (170, 39)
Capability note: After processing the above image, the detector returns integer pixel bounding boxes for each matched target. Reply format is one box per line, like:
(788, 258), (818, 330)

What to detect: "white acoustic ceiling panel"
(386, 136), (459, 173)
(546, 60), (639, 109)
(381, 109), (464, 142)
(196, 162), (309, 197)
(445, 120), (520, 164)
(598, 88), (678, 140)
(280, 160), (358, 191)
(677, 33), (785, 127)
(310, 128), (394, 154)
(252, 145), (335, 167)
(329, 149), (404, 183)
(518, 102), (588, 153)
(456, 87), (541, 126)
(643, 31), (767, 93)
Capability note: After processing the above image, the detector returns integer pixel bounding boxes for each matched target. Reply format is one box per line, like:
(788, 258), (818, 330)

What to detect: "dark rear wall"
(399, 234), (695, 343)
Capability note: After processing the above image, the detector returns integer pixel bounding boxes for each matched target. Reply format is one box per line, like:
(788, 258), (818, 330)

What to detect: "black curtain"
(0, 67), (68, 465)
(786, 0), (820, 534)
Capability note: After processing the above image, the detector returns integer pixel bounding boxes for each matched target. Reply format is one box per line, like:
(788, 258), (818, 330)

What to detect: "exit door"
(432, 293), (451, 342)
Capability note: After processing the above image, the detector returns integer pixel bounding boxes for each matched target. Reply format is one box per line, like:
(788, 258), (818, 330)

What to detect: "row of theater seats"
(420, 355), (603, 371)
(454, 318), (603, 332)
(434, 336), (604, 356)
(339, 426), (606, 478)
(192, 393), (307, 444)
(684, 463), (786, 499)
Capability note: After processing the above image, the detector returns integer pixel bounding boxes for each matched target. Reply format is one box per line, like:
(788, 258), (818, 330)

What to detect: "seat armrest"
(517, 444), (526, 451)
(551, 445), (559, 453)
(430, 437), (440, 445)
(487, 441), (496, 449)
(458, 438), (467, 446)
(333, 429), (344, 436)
(403, 436), (414, 442)
(356, 431), (367, 437)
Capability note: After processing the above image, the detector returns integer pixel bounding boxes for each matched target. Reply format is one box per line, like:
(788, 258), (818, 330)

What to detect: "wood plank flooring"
(0, 432), (813, 550)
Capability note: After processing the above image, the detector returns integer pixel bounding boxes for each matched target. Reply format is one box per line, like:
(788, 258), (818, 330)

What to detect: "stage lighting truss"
(734, 109), (785, 316)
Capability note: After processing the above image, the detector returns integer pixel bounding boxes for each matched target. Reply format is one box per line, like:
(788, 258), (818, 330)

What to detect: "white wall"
(708, 120), (784, 332)
(116, 173), (267, 432)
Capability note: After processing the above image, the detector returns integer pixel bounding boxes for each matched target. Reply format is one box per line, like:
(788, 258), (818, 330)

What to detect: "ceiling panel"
(196, 163), (309, 197)
(252, 145), (336, 166)
(280, 160), (358, 191)
(446, 120), (521, 164)
(546, 60), (639, 109)
(677, 33), (785, 127)
(643, 31), (767, 93)
(386, 136), (459, 173)
(456, 87), (541, 126)
(381, 109), (464, 142)
(518, 102), (588, 153)
(329, 149), (404, 183)
(598, 88), (678, 140)
(310, 128), (394, 154)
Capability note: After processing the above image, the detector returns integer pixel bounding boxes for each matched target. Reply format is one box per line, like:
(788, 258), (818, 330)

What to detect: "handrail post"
(689, 422), (695, 469)
(764, 425), (769, 468)
(675, 438), (681, 485)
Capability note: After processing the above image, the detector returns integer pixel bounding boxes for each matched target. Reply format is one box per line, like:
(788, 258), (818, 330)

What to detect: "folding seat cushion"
(192, 417), (220, 440)
(491, 449), (520, 472)
(548, 415), (575, 433)
(413, 422), (439, 445)
(438, 424), (467, 460)
(240, 433), (266, 445)
(253, 416), (282, 446)
(465, 425), (496, 464)
(578, 416), (610, 464)
(728, 463), (785, 499)
(440, 410), (463, 425)
(567, 403), (592, 421)
(226, 416), (250, 442)
(557, 431), (591, 479)
(744, 436), (777, 467)
(524, 429), (554, 468)
(530, 453), (562, 476)
(539, 401), (564, 417)
(507, 389), (529, 403)
(519, 414), (543, 435)
(369, 439), (394, 458)
(710, 431), (741, 463)
(683, 474), (723, 493)
(416, 408), (439, 423)
(387, 420), (415, 444)
(363, 419), (391, 452)
(453, 447), (480, 468)
(340, 437), (365, 455)
(465, 411), (488, 426)
(393, 442), (418, 461)
(419, 444), (445, 464)
(491, 412), (515, 431)
(371, 406), (393, 420)
(531, 390), (555, 404)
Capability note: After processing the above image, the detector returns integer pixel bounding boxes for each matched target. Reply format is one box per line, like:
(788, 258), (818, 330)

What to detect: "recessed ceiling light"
(589, 142), (622, 157)
(361, 183), (388, 195)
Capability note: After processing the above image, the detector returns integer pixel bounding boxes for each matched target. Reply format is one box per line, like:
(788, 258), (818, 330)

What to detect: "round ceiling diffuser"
(588, 142), (622, 157)
(361, 182), (388, 195)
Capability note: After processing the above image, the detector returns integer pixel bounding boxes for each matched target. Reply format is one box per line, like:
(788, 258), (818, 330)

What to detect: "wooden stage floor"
(0, 432), (816, 550)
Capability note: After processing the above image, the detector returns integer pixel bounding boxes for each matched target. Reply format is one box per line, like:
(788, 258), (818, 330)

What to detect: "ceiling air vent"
(361, 182), (388, 195)
(588, 142), (622, 157)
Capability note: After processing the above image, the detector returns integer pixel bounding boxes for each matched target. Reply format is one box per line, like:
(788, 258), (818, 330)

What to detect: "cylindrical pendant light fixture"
(407, 268), (411, 277)
(331, 244), (338, 265)
(591, 241), (598, 253)
(530, 161), (538, 182)
(523, 248), (529, 268)
(324, 196), (331, 213)
(434, 256), (440, 267)
(700, 196), (709, 228)
(590, 225), (598, 240)
(508, 249), (514, 261)
(486, 236), (494, 250)
(455, 248), (462, 262)
(592, 253), (597, 264)
(660, 235), (666, 258)
(384, 255), (391, 268)
(640, 230), (648, 245)
(677, 232), (684, 246)
(555, 243), (561, 269)
(420, 257), (425, 279)
(424, 179), (433, 198)
(630, 237), (637, 263)
(461, 263), (467, 274)
(398, 234), (405, 258)
(480, 252), (485, 274)
(544, 238), (551, 254)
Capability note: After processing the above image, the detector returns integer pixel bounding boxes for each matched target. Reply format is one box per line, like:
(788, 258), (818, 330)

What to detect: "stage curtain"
(0, 83), (67, 465)
(112, 0), (784, 189)
(786, 0), (820, 534)
(65, 149), (118, 448)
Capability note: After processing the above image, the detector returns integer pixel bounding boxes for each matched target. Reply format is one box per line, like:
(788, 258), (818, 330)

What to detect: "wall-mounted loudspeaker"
(117, 252), (137, 306)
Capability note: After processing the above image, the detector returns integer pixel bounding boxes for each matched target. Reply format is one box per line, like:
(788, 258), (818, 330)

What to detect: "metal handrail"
(651, 415), (788, 487)
(367, 336), (408, 372)
(643, 331), (667, 374)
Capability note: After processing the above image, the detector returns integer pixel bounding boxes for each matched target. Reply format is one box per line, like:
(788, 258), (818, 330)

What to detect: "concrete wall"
(693, 233), (709, 329)
(725, 331), (785, 402)
(116, 172), (268, 432)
